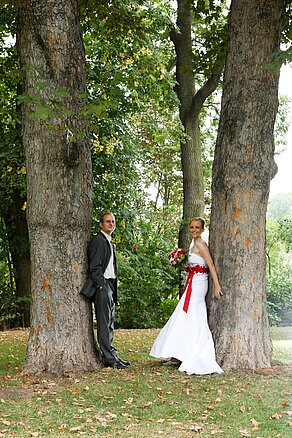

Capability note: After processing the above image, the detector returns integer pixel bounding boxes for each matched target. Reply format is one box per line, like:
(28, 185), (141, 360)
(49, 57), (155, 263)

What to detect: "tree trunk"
(172, 0), (224, 250)
(17, 0), (99, 375)
(208, 0), (285, 370)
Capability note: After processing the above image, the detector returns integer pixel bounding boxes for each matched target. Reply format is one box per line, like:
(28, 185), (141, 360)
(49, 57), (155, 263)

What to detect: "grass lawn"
(0, 327), (291, 437)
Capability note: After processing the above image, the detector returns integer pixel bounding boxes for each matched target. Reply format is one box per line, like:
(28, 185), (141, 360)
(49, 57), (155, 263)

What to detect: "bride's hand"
(213, 285), (223, 300)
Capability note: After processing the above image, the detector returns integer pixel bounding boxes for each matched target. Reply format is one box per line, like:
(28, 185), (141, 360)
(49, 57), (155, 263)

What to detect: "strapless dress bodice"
(188, 252), (207, 268)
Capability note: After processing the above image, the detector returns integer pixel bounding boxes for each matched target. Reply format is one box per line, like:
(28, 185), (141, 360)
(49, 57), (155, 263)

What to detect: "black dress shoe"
(104, 360), (128, 369)
(118, 358), (131, 366)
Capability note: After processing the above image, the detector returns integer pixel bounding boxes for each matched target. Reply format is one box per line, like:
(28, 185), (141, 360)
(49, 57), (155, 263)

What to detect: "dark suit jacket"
(80, 232), (118, 303)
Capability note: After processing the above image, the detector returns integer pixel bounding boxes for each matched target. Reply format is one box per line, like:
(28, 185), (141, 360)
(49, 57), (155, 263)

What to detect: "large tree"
(208, 0), (286, 369)
(17, 0), (98, 374)
(171, 0), (226, 249)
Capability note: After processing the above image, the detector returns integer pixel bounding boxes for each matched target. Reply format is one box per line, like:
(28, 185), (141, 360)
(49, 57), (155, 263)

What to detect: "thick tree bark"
(172, 0), (224, 250)
(17, 0), (99, 375)
(208, 0), (285, 370)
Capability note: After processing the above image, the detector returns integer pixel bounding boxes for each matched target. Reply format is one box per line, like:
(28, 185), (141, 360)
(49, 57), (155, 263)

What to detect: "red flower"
(169, 248), (187, 268)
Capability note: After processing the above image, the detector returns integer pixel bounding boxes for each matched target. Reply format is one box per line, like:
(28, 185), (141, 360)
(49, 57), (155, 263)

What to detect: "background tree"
(209, 0), (286, 370)
(171, 0), (227, 249)
(17, 0), (98, 375)
(0, 2), (31, 328)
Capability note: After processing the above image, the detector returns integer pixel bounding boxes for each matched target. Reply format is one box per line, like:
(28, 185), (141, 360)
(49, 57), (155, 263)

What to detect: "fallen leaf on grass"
(123, 424), (133, 430)
(190, 423), (203, 433)
(124, 397), (133, 404)
(269, 413), (283, 420)
(211, 428), (224, 434)
(251, 418), (260, 428)
(239, 429), (250, 436)
(240, 405), (245, 413)
(1, 421), (10, 426)
(105, 412), (117, 420)
(198, 414), (209, 420)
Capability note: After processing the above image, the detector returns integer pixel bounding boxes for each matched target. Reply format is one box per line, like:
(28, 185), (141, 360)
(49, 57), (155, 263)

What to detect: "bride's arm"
(196, 240), (223, 299)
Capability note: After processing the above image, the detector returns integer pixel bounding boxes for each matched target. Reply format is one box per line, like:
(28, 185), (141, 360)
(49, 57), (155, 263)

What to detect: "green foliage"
(191, 0), (228, 79)
(0, 259), (16, 330)
(114, 214), (182, 329)
(116, 240), (178, 328)
(266, 219), (292, 326)
(274, 95), (292, 153)
(267, 266), (292, 326)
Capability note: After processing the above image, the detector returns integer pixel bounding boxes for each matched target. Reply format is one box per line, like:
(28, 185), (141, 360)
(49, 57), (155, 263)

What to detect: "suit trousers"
(94, 279), (118, 364)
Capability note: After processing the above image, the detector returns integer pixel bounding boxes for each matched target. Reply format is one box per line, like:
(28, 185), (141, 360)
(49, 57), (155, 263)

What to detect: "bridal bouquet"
(169, 248), (187, 268)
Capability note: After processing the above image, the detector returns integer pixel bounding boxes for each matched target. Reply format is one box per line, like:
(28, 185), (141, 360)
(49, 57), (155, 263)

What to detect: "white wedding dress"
(150, 253), (223, 375)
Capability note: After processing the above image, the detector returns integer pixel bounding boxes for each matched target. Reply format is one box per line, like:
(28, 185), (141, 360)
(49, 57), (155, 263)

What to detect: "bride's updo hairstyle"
(190, 217), (205, 229)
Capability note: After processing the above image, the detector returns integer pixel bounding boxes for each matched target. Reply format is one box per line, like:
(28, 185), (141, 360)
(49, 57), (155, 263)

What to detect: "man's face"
(99, 214), (116, 235)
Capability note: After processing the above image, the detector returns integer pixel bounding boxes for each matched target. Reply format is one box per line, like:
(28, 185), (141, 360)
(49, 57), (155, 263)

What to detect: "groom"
(81, 212), (130, 369)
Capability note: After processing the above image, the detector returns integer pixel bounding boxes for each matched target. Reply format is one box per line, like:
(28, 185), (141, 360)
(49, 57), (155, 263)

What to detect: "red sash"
(182, 265), (208, 313)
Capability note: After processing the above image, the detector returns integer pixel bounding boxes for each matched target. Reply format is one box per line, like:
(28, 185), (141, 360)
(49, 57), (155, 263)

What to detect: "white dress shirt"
(100, 231), (116, 279)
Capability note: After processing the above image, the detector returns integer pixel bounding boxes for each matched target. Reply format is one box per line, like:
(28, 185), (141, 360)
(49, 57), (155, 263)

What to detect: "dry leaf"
(190, 423), (203, 433)
(240, 405), (245, 413)
(251, 418), (260, 427)
(105, 412), (117, 420)
(270, 413), (283, 419)
(144, 402), (153, 407)
(211, 428), (224, 434)
(124, 397), (133, 404)
(69, 426), (83, 432)
(239, 429), (250, 436)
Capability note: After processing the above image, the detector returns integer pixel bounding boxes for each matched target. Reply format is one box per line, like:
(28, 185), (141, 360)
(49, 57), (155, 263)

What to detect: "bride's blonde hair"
(190, 217), (205, 229)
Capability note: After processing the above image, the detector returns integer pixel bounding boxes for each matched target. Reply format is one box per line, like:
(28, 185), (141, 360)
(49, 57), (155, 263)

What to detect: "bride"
(150, 217), (223, 375)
